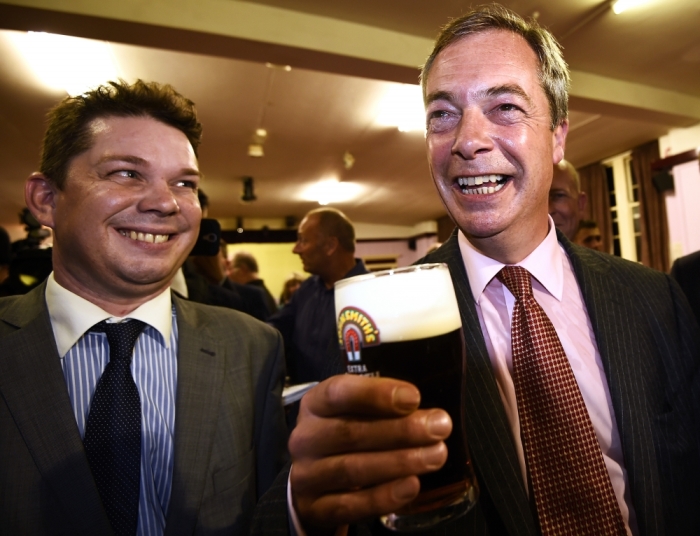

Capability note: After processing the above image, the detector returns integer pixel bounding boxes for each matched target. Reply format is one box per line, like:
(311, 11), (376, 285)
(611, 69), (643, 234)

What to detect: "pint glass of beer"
(335, 263), (478, 531)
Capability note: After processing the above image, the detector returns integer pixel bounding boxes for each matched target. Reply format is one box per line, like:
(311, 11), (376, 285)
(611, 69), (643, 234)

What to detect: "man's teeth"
(457, 174), (506, 195)
(120, 230), (169, 243)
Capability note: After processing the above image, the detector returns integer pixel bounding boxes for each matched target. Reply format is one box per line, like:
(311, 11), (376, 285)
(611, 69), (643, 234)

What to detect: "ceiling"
(0, 0), (699, 236)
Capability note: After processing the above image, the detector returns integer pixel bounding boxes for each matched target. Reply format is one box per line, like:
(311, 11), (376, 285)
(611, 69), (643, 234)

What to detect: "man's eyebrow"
(425, 90), (457, 107)
(425, 85), (534, 107)
(484, 84), (533, 107)
(97, 154), (148, 166)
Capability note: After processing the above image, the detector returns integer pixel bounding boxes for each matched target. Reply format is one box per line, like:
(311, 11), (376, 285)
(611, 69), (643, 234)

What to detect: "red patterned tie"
(498, 266), (626, 535)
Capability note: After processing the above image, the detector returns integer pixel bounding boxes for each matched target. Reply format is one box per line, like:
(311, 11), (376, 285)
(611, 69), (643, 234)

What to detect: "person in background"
(670, 250), (700, 327)
(252, 6), (700, 535)
(0, 80), (287, 535)
(575, 219), (604, 251)
(180, 189), (272, 321)
(267, 207), (368, 386)
(549, 158), (586, 240)
(0, 226), (10, 284)
(229, 251), (278, 314)
(278, 272), (304, 308)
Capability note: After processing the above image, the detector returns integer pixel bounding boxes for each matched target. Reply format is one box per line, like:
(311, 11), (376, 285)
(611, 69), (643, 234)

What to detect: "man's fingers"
(290, 409), (452, 458)
(301, 375), (421, 418)
(292, 443), (448, 495)
(294, 476), (421, 530)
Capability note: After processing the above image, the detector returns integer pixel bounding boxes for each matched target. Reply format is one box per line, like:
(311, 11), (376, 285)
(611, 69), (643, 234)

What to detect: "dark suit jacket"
(252, 231), (700, 536)
(0, 284), (288, 535)
(670, 250), (700, 328)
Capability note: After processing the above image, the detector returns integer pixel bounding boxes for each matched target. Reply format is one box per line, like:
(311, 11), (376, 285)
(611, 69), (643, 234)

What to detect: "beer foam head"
(335, 263), (461, 342)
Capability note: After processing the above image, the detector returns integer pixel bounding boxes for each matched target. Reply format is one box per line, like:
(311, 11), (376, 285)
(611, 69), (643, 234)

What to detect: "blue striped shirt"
(46, 274), (178, 536)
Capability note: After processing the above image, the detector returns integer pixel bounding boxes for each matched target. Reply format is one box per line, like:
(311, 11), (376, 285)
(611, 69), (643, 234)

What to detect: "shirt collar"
(45, 273), (173, 357)
(457, 216), (564, 303)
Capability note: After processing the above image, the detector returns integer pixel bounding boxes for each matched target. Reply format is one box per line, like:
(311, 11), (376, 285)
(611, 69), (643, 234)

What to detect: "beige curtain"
(632, 140), (669, 272)
(578, 162), (612, 254)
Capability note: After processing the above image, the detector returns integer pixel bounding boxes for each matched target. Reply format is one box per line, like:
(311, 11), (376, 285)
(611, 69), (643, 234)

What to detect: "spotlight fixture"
(241, 176), (257, 203)
(343, 151), (355, 170)
(248, 128), (268, 157)
(247, 144), (264, 157)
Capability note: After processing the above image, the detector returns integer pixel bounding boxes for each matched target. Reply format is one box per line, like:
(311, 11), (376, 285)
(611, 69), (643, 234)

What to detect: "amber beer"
(335, 263), (478, 531)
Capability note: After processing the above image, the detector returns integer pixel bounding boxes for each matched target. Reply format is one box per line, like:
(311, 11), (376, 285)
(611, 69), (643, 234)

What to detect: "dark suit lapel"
(427, 234), (537, 536)
(0, 284), (112, 533)
(165, 296), (228, 534)
(562, 237), (663, 536)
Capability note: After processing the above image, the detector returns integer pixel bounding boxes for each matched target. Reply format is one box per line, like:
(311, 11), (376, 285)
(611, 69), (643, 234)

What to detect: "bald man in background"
(549, 159), (586, 241)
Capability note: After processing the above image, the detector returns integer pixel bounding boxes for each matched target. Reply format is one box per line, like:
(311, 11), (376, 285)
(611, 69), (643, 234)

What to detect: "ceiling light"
(14, 32), (119, 96)
(375, 83), (425, 133)
(301, 179), (364, 206)
(343, 151), (355, 170)
(612, 0), (654, 15)
(248, 144), (264, 157)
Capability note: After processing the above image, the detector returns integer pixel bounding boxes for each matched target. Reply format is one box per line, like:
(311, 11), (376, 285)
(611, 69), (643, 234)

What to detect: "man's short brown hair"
(307, 208), (356, 253)
(420, 4), (570, 130)
(40, 79), (202, 189)
(233, 251), (259, 273)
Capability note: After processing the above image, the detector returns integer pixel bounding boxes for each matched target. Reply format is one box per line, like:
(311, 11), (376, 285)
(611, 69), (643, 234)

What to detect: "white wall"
(659, 122), (700, 262)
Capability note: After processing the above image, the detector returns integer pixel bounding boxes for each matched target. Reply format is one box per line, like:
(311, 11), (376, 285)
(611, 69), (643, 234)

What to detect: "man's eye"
(176, 180), (198, 191)
(113, 170), (137, 179)
(427, 109), (458, 133)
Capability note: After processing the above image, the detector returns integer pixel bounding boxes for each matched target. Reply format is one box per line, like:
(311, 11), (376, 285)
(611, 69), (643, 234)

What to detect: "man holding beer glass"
(253, 5), (700, 535)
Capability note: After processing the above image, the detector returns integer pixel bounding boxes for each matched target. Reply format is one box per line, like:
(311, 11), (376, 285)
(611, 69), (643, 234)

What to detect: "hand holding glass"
(335, 263), (478, 531)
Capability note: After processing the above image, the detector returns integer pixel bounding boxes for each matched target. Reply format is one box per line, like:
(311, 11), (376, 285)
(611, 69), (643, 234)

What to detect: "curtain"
(578, 162), (612, 255)
(632, 140), (669, 272)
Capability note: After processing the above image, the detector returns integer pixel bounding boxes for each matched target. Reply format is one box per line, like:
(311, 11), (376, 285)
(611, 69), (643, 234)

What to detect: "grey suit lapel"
(426, 234), (537, 536)
(0, 284), (112, 533)
(563, 238), (663, 536)
(165, 296), (228, 534)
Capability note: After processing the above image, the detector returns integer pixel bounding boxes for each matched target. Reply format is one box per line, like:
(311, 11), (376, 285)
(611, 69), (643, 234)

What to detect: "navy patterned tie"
(84, 319), (146, 536)
(498, 266), (626, 535)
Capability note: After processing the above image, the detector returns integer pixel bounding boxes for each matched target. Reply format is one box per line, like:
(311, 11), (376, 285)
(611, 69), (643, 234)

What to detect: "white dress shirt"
(457, 219), (638, 535)
(45, 273), (178, 536)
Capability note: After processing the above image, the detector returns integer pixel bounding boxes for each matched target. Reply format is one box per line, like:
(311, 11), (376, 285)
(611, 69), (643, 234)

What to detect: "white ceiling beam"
(3, 0), (700, 124)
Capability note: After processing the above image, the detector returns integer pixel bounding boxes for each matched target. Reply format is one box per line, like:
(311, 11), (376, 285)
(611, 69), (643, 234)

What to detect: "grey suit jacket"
(0, 284), (288, 535)
(253, 231), (700, 536)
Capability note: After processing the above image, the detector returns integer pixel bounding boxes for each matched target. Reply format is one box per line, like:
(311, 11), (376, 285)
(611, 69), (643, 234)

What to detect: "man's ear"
(552, 119), (569, 164)
(323, 236), (339, 257)
(578, 191), (587, 214)
(25, 173), (58, 230)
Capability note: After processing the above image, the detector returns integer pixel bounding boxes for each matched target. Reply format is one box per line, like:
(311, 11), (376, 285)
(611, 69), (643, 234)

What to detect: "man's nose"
(451, 110), (494, 159)
(138, 179), (180, 215)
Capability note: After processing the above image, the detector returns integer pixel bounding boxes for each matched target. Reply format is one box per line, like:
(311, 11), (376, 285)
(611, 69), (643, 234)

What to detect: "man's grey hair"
(420, 4), (570, 130)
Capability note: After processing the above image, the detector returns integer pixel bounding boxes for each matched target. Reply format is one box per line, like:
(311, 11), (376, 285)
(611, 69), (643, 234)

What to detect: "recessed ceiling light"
(375, 83), (425, 133)
(13, 32), (119, 96)
(300, 179), (364, 205)
(612, 0), (654, 15)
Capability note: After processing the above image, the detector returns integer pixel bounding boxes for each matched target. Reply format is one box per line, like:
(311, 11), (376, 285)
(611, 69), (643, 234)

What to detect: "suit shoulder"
(671, 250), (700, 276)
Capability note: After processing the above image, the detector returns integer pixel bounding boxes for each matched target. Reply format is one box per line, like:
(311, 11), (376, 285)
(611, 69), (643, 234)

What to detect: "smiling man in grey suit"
(0, 80), (287, 535)
(253, 5), (700, 536)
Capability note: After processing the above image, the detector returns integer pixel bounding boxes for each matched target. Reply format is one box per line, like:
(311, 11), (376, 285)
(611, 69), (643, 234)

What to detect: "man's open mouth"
(457, 174), (509, 195)
(119, 230), (170, 244)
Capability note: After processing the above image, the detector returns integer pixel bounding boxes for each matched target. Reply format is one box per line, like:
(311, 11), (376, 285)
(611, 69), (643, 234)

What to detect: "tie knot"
(497, 265), (532, 300)
(92, 320), (147, 363)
